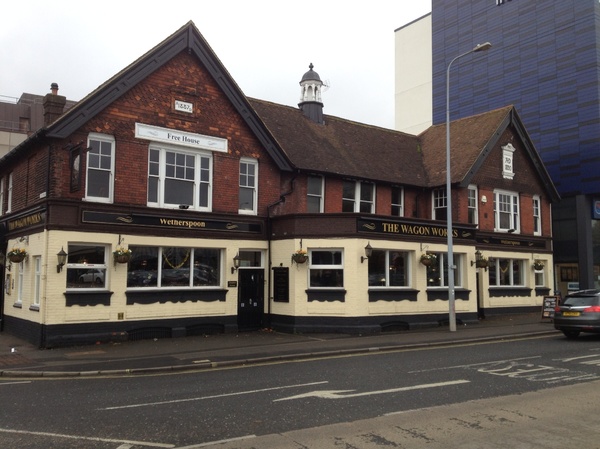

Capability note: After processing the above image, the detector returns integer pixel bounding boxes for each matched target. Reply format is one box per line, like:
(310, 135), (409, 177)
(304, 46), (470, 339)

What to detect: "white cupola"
(298, 63), (324, 124)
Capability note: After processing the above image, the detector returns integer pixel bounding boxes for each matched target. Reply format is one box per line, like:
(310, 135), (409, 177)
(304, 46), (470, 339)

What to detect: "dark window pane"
(88, 170), (110, 198)
(164, 178), (193, 205)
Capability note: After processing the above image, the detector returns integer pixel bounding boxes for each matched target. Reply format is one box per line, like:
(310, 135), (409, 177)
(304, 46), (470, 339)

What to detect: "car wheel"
(563, 330), (580, 339)
(95, 277), (103, 285)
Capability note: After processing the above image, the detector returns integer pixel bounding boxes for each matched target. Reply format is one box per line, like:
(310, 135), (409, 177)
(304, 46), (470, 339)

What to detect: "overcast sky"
(1, 1), (431, 129)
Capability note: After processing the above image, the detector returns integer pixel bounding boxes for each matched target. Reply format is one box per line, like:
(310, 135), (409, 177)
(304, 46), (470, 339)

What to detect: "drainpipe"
(265, 174), (297, 328)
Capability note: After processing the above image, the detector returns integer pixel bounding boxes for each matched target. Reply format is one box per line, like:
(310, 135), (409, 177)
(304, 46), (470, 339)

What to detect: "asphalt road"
(1, 333), (599, 448)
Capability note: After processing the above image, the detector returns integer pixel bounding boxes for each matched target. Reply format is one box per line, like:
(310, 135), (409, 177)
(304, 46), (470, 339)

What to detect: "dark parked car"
(554, 289), (600, 338)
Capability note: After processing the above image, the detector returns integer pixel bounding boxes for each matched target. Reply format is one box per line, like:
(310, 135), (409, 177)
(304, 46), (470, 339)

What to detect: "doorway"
(237, 269), (264, 331)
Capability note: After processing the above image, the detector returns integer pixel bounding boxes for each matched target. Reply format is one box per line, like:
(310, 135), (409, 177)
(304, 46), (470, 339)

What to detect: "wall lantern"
(361, 242), (373, 264)
(471, 250), (488, 271)
(57, 247), (68, 273)
(231, 253), (241, 274)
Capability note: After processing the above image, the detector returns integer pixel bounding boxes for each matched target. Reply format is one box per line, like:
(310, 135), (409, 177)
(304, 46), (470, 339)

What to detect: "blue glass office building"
(430, 0), (600, 291)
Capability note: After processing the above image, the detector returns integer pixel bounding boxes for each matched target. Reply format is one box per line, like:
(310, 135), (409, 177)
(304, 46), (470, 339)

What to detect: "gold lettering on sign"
(158, 218), (206, 228)
(8, 212), (43, 231)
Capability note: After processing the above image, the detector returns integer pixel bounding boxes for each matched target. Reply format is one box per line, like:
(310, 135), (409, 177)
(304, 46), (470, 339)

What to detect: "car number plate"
(562, 311), (580, 317)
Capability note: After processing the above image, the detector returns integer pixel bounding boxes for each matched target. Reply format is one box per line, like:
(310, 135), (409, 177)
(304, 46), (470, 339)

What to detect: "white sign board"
(135, 123), (228, 153)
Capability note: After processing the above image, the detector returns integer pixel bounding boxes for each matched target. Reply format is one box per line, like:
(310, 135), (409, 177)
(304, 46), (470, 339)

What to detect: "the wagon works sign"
(7, 211), (45, 231)
(357, 217), (475, 240)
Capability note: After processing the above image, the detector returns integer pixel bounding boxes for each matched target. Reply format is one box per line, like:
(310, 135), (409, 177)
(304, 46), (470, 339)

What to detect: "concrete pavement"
(0, 313), (560, 378)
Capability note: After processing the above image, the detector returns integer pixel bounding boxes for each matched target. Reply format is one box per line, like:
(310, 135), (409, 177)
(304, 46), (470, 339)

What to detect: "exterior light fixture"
(361, 242), (373, 264)
(446, 41), (492, 332)
(231, 253), (241, 274)
(471, 250), (488, 271)
(57, 247), (68, 273)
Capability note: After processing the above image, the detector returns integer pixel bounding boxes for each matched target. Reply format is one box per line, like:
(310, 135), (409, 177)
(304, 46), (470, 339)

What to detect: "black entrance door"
(237, 269), (264, 331)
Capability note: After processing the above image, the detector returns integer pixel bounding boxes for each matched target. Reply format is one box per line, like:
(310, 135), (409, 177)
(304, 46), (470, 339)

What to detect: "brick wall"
(42, 51), (283, 215)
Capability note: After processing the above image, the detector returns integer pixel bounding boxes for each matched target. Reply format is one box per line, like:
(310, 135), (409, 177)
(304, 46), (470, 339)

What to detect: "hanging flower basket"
(420, 253), (436, 266)
(7, 248), (27, 263)
(475, 258), (489, 269)
(292, 249), (308, 264)
(113, 246), (132, 264)
(533, 260), (545, 271)
(115, 254), (131, 264)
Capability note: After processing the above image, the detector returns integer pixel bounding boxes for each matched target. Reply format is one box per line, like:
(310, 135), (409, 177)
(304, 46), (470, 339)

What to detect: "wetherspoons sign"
(357, 217), (475, 240)
(82, 211), (262, 233)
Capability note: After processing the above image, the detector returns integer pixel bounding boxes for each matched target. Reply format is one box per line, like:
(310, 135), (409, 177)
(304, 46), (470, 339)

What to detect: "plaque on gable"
(502, 143), (516, 180)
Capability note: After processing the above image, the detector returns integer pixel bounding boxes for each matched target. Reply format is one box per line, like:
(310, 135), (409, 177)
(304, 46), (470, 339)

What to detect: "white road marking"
(0, 381), (31, 386)
(100, 381), (329, 410)
(174, 434), (256, 448)
(408, 356), (541, 373)
(0, 427), (174, 448)
(273, 379), (470, 401)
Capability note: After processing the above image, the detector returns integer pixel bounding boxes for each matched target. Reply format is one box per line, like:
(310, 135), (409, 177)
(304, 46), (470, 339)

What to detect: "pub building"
(0, 22), (559, 347)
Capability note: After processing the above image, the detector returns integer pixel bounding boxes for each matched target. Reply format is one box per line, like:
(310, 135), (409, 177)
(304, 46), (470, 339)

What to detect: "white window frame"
(7, 172), (12, 214)
(391, 186), (404, 217)
(426, 252), (463, 288)
(489, 258), (525, 287)
(17, 260), (24, 304)
(494, 189), (520, 233)
(85, 133), (115, 203)
(342, 181), (375, 213)
(534, 268), (545, 287)
(126, 246), (223, 289)
(368, 249), (411, 287)
(308, 248), (344, 288)
(0, 177), (4, 216)
(66, 244), (109, 291)
(307, 175), (324, 213)
(432, 188), (447, 220)
(468, 185), (478, 226)
(239, 158), (258, 215)
(147, 144), (213, 211)
(533, 195), (541, 236)
(33, 256), (41, 307)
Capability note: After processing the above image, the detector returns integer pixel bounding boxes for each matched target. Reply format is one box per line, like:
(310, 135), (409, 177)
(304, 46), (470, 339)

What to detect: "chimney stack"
(43, 82), (66, 126)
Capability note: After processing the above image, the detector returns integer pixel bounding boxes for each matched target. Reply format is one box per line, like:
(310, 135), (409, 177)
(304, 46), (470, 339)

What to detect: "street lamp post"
(446, 42), (492, 332)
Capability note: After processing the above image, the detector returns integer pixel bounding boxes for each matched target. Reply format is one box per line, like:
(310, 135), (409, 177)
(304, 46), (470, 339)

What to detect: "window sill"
(29, 305), (40, 312)
(12, 302), (22, 309)
(488, 286), (532, 297)
(306, 288), (346, 302)
(368, 288), (419, 302)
